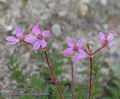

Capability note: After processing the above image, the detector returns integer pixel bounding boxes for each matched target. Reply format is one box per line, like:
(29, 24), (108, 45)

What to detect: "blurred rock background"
(0, 0), (120, 98)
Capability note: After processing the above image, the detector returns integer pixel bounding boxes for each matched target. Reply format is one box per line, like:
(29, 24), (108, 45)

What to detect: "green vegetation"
(6, 50), (120, 99)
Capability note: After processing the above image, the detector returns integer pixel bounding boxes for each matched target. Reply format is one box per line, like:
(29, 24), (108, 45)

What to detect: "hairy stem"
(89, 57), (93, 99)
(92, 47), (103, 55)
(44, 51), (63, 99)
(92, 44), (106, 55)
(71, 61), (75, 99)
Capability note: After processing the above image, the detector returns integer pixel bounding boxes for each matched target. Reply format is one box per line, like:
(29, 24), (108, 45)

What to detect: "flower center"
(38, 34), (43, 40)
(17, 36), (24, 41)
(73, 46), (79, 52)
(104, 40), (109, 47)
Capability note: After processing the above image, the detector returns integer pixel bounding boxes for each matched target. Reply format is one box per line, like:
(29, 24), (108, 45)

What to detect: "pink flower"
(24, 22), (49, 50)
(64, 39), (87, 63)
(98, 32), (114, 48)
(6, 26), (23, 44)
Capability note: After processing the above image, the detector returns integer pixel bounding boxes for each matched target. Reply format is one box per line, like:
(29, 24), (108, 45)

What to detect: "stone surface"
(51, 23), (62, 37)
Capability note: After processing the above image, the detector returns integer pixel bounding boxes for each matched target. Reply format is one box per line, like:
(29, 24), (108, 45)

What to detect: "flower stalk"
(71, 60), (75, 99)
(44, 51), (63, 99)
(88, 56), (93, 99)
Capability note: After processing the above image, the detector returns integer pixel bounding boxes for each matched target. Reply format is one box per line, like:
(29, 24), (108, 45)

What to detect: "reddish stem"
(89, 57), (93, 99)
(71, 61), (75, 99)
(88, 45), (105, 99)
(91, 46), (103, 55)
(86, 43), (107, 99)
(44, 51), (63, 99)
(92, 43), (106, 56)
(22, 38), (63, 98)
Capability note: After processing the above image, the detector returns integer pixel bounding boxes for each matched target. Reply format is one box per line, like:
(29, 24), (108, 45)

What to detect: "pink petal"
(78, 49), (87, 58)
(105, 41), (113, 48)
(66, 39), (74, 47)
(72, 53), (81, 63)
(32, 22), (40, 35)
(63, 48), (73, 57)
(33, 40), (40, 50)
(40, 39), (47, 48)
(24, 34), (37, 44)
(7, 40), (19, 44)
(76, 39), (83, 47)
(41, 30), (49, 38)
(15, 26), (23, 37)
(6, 36), (17, 42)
(107, 32), (114, 41)
(6, 36), (19, 44)
(98, 32), (105, 43)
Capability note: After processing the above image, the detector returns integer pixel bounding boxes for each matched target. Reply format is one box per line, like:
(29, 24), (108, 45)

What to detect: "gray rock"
(51, 23), (62, 37)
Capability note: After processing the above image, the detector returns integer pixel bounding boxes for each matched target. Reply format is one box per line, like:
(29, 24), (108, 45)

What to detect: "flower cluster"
(63, 32), (114, 63)
(6, 23), (49, 50)
(6, 22), (114, 63)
